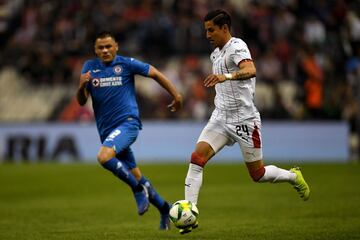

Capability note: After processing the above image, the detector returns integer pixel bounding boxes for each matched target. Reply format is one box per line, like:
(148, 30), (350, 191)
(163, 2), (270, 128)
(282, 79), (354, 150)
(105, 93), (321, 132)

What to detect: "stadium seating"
(0, 67), (70, 121)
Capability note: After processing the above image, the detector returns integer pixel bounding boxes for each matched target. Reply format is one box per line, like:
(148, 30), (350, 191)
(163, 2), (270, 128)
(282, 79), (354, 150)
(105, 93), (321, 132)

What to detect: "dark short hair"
(95, 31), (116, 41)
(204, 9), (231, 29)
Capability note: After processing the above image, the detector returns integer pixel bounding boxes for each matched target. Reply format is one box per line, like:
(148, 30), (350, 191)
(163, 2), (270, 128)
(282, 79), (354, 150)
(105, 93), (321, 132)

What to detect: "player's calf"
(246, 160), (266, 182)
(248, 166), (266, 182)
(185, 152), (208, 204)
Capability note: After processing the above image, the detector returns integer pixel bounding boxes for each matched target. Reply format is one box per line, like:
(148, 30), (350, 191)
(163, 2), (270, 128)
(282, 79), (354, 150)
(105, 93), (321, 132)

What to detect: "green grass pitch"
(0, 162), (359, 240)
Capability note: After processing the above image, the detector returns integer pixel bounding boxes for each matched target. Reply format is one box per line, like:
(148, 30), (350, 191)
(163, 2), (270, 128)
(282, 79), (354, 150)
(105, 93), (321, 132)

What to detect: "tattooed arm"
(229, 60), (256, 80)
(204, 60), (256, 87)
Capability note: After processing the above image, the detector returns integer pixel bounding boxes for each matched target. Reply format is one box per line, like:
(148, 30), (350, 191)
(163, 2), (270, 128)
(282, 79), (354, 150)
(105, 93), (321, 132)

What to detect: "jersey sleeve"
(129, 57), (150, 76)
(81, 60), (92, 91)
(229, 40), (252, 66)
(81, 60), (92, 74)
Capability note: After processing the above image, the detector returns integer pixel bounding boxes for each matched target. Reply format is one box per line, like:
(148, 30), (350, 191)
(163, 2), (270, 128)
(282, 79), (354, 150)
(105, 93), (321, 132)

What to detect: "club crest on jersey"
(113, 65), (122, 75)
(92, 78), (100, 87)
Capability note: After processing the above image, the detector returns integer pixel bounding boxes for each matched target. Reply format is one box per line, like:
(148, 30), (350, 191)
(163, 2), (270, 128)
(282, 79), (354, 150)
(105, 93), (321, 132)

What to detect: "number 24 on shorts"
(235, 124), (249, 137)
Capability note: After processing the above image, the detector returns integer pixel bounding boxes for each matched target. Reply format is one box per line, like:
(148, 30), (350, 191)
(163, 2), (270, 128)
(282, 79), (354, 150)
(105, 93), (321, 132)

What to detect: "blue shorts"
(102, 120), (139, 169)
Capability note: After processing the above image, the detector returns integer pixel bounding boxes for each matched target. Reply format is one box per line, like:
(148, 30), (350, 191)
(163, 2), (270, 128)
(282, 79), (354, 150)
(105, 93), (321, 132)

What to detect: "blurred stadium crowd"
(0, 0), (359, 130)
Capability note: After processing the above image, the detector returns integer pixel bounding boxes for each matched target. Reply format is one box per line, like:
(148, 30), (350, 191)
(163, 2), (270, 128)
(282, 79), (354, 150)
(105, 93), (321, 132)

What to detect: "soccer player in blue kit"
(76, 31), (183, 230)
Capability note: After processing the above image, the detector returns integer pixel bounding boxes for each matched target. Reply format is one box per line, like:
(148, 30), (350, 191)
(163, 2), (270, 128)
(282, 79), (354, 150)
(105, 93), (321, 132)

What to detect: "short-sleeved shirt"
(81, 55), (150, 142)
(209, 37), (260, 123)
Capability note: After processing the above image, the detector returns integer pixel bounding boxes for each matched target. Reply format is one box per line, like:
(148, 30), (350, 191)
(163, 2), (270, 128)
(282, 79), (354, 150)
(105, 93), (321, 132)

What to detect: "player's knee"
(249, 166), (265, 182)
(191, 152), (207, 168)
(97, 152), (111, 164)
(97, 146), (116, 164)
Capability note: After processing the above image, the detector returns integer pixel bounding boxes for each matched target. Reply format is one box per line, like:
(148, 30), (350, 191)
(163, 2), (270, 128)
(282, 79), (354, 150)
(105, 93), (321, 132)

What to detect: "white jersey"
(210, 37), (260, 123)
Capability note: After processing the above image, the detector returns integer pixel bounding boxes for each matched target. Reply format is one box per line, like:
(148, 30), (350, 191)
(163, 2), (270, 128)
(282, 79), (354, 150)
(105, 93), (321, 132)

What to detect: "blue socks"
(139, 176), (169, 214)
(102, 158), (169, 214)
(101, 158), (142, 192)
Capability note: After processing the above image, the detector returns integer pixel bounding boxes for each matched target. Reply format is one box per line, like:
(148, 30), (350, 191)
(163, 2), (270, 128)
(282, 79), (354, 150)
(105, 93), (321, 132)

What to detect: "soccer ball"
(169, 200), (199, 229)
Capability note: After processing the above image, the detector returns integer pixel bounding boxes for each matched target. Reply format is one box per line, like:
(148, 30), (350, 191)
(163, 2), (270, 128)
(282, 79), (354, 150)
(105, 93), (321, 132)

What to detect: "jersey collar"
(98, 55), (121, 67)
(219, 37), (233, 52)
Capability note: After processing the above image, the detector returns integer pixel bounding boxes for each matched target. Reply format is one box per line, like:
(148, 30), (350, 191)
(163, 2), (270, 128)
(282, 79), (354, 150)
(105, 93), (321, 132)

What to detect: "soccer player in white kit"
(182, 9), (310, 234)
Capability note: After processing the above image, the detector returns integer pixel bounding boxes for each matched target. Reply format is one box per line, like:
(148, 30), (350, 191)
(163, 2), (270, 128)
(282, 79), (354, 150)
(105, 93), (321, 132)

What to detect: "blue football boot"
(134, 185), (149, 215)
(159, 203), (171, 230)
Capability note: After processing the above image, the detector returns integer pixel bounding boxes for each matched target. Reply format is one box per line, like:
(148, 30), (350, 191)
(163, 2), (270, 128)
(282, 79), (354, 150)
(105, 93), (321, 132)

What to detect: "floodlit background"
(0, 1), (360, 240)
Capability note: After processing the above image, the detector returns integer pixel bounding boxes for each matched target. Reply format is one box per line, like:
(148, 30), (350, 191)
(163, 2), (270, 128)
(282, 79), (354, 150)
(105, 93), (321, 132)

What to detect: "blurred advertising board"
(0, 121), (349, 163)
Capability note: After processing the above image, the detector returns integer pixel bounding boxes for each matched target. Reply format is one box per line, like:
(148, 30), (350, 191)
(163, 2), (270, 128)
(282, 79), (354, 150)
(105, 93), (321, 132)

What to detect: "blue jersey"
(81, 55), (150, 141)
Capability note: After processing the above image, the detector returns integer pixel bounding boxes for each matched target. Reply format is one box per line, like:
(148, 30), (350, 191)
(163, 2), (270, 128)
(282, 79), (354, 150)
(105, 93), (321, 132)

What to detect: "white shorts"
(197, 117), (263, 162)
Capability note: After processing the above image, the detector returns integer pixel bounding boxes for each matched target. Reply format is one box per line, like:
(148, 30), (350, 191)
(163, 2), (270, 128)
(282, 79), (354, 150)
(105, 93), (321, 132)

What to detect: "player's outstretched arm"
(76, 71), (91, 106)
(148, 65), (183, 112)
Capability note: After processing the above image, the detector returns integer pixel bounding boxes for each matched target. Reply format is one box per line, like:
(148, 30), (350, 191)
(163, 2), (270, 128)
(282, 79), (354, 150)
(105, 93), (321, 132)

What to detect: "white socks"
(184, 164), (296, 205)
(185, 163), (203, 205)
(259, 165), (296, 183)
